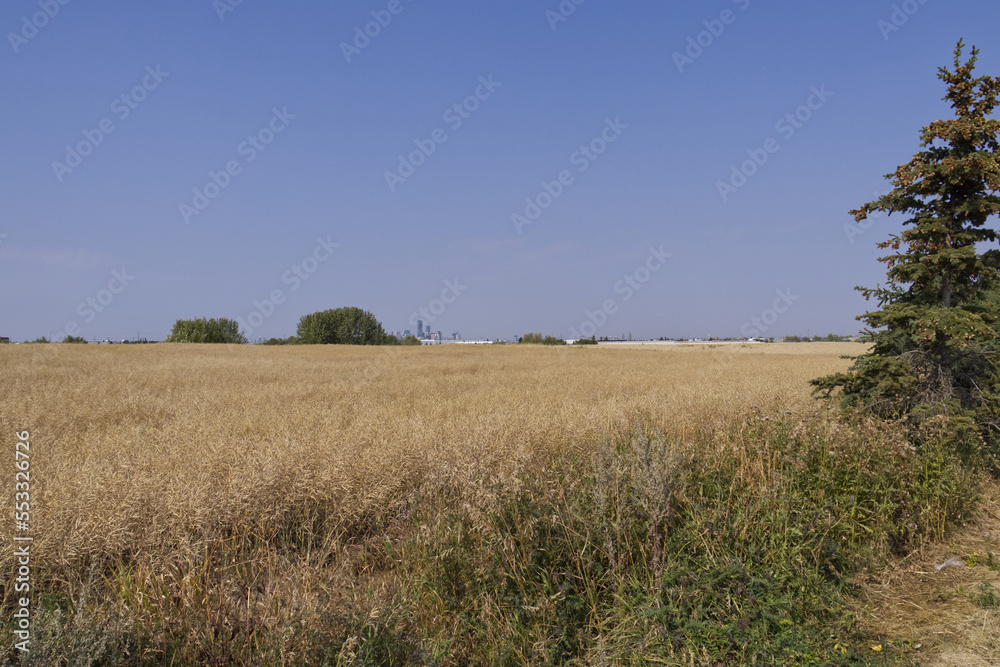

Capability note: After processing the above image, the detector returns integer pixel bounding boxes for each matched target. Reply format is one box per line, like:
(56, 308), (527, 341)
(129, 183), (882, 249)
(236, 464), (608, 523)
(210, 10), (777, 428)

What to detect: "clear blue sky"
(3, 1), (999, 342)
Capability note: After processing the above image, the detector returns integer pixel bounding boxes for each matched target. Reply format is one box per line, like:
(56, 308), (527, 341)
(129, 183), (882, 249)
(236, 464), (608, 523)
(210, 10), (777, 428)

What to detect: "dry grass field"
(0, 342), (988, 665)
(1, 342), (857, 566)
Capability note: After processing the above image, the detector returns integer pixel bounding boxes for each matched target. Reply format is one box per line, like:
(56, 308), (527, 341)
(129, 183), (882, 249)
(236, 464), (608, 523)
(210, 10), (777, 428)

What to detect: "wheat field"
(0, 342), (871, 663)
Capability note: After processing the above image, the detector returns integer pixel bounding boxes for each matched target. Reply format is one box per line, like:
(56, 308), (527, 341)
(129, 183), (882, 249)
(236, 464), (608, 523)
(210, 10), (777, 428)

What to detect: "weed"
(974, 582), (1000, 610)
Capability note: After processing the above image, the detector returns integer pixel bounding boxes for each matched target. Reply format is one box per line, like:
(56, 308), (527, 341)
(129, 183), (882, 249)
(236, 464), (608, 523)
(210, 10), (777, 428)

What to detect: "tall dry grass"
(0, 344), (857, 565)
(1, 343), (856, 566)
(4, 341), (960, 664)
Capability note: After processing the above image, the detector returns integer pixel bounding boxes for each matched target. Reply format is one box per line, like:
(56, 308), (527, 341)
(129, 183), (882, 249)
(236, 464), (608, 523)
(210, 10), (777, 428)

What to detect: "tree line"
(165, 307), (399, 345)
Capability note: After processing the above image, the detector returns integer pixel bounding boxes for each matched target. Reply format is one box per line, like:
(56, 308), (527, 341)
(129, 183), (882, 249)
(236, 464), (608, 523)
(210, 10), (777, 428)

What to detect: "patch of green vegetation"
(338, 413), (970, 665)
(973, 582), (1000, 610)
(519, 332), (566, 345)
(260, 336), (298, 345)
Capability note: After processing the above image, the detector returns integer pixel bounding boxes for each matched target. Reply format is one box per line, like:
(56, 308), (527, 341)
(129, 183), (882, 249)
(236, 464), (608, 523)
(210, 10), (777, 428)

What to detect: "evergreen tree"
(813, 41), (1000, 446)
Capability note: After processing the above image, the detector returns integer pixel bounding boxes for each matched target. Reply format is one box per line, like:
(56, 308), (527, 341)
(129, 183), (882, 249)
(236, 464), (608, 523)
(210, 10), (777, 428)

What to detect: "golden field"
(0, 341), (861, 574)
(7, 340), (984, 665)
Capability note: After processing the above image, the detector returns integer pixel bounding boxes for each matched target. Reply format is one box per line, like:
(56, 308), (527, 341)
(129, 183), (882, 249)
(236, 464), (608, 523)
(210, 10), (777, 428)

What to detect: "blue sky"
(2, 1), (999, 342)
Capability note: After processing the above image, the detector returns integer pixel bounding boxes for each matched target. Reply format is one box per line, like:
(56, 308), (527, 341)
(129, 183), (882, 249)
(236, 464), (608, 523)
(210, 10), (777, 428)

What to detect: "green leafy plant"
(973, 582), (1000, 609)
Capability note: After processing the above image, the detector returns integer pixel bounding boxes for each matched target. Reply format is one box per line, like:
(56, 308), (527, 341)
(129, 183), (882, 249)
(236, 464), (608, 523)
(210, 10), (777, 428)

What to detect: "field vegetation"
(0, 343), (985, 665)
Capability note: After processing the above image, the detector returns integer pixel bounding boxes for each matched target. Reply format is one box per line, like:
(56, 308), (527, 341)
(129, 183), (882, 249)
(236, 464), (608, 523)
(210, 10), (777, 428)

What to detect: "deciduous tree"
(166, 317), (247, 344)
(296, 307), (395, 345)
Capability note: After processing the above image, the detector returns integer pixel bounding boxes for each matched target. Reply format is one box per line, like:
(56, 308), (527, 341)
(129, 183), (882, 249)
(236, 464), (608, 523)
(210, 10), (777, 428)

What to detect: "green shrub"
(260, 336), (298, 345)
(165, 318), (246, 344)
(519, 333), (565, 345)
(974, 582), (1000, 610)
(390, 412), (976, 665)
(296, 307), (395, 345)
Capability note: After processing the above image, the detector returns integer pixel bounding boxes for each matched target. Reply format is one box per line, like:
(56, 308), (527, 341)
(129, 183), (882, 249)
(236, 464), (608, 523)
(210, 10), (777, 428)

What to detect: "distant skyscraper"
(417, 320), (423, 337)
